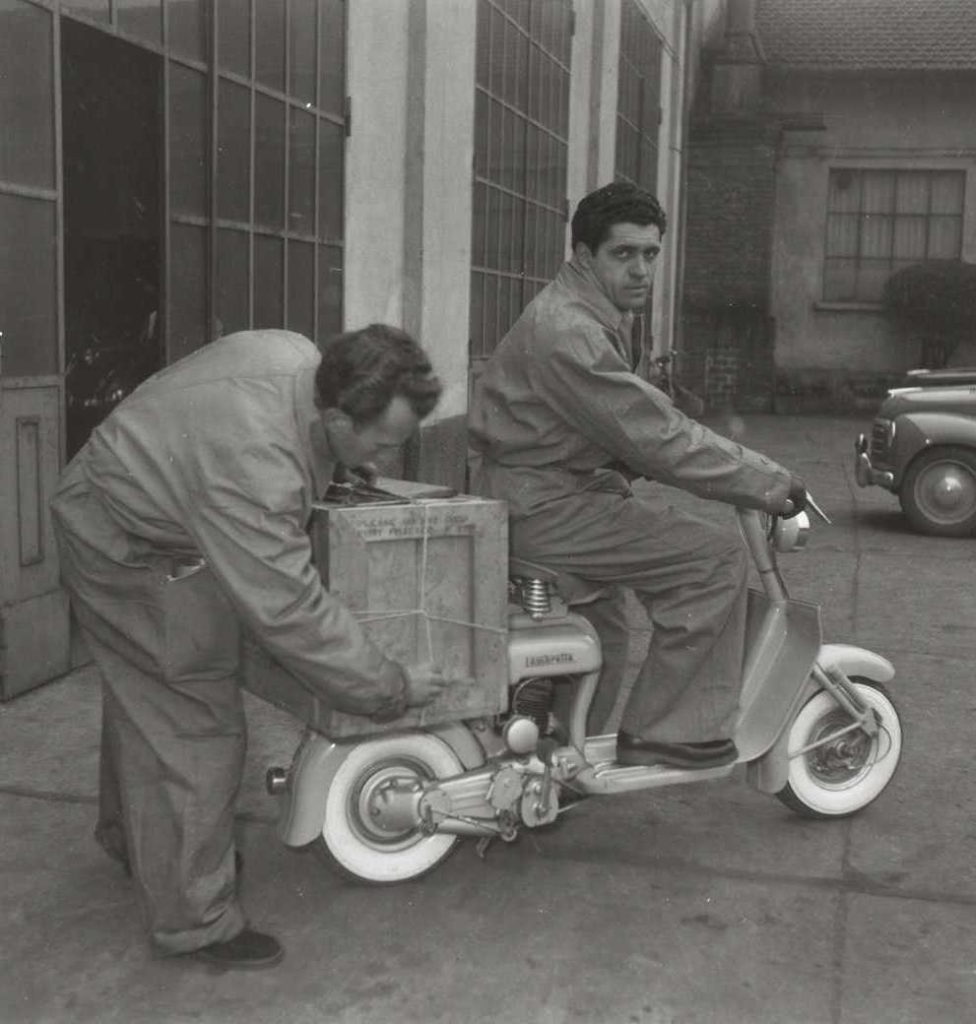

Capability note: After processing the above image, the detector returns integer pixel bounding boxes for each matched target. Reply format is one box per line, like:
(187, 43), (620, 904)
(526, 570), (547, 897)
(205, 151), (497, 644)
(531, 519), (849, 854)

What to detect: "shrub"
(882, 260), (976, 368)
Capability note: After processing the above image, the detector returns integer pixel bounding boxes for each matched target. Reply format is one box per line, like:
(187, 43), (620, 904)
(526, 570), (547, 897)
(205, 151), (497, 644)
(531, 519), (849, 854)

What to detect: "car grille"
(870, 420), (890, 458)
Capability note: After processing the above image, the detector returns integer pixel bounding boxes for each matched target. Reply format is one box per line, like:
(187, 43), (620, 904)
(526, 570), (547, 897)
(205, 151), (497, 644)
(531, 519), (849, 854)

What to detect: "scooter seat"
(508, 557), (607, 607)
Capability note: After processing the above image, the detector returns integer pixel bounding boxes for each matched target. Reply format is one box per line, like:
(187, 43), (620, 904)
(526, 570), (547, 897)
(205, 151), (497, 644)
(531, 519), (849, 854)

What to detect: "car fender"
(893, 412), (976, 484)
(746, 644), (894, 795)
(276, 722), (487, 847)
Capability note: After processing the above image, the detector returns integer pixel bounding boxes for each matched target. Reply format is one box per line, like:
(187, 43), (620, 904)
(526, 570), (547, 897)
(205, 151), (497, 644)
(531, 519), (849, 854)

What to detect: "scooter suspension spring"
(519, 578), (551, 618)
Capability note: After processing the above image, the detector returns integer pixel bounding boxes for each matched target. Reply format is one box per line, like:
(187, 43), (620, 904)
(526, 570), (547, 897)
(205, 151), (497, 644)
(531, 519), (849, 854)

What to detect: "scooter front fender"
(746, 643), (895, 795)
(275, 722), (487, 848)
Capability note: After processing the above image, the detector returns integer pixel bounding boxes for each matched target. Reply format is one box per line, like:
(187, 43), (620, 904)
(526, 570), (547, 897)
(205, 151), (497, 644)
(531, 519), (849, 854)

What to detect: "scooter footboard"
(747, 644), (895, 795)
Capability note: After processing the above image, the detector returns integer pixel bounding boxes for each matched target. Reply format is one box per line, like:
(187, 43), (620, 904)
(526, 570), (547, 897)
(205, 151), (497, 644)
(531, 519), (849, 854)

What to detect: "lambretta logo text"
(525, 652), (575, 668)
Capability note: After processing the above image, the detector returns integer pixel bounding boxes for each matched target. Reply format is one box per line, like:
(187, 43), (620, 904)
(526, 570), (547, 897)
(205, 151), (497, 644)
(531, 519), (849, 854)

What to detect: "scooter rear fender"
(276, 722), (486, 848)
(746, 643), (895, 795)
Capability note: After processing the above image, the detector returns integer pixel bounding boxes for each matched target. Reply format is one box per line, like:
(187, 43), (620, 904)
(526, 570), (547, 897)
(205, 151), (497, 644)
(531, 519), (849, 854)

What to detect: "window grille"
(59, 0), (349, 359)
(615, 0), (661, 194)
(824, 168), (965, 303)
(470, 0), (573, 365)
(212, 0), (347, 348)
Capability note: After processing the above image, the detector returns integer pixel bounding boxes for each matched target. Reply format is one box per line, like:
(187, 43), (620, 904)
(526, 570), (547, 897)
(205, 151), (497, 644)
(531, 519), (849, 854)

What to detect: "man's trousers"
(511, 486), (749, 745)
(52, 468), (246, 955)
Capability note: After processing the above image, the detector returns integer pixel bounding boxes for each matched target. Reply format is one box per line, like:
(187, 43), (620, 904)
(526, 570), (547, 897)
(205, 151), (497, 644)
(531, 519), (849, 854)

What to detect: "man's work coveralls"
(50, 330), (410, 954)
(468, 259), (793, 745)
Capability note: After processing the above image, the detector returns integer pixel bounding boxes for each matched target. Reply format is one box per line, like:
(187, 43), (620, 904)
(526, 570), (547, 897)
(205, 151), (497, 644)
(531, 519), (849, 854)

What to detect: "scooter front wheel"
(777, 680), (902, 819)
(314, 732), (463, 885)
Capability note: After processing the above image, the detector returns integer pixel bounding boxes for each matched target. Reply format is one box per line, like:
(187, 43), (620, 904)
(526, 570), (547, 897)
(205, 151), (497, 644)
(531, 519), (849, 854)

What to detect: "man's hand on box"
(333, 461), (379, 486)
(404, 663), (450, 706)
(349, 461), (380, 486)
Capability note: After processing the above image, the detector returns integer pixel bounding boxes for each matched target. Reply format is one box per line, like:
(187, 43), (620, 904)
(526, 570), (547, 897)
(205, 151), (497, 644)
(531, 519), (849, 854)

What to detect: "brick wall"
(679, 117), (780, 411)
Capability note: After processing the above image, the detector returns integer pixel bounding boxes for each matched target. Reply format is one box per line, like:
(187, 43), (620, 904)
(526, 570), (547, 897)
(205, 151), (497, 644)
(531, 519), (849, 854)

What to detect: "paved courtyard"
(2, 414), (975, 1024)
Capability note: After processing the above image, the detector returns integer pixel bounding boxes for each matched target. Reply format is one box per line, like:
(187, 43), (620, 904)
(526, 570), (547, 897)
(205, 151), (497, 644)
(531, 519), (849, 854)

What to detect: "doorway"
(61, 18), (163, 458)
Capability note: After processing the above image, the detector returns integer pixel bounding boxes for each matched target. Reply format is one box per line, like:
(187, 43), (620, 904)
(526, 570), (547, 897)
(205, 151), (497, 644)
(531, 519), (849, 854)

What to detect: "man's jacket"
(51, 329), (408, 719)
(468, 259), (792, 518)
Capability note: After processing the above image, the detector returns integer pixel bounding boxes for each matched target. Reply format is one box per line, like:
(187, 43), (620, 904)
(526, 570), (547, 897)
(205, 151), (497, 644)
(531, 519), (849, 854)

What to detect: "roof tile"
(756, 0), (976, 70)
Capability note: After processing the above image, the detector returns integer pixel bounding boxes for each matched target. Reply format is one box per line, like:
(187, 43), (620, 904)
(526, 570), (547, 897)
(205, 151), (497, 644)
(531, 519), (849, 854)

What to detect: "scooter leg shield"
(746, 644), (895, 795)
(276, 723), (486, 848)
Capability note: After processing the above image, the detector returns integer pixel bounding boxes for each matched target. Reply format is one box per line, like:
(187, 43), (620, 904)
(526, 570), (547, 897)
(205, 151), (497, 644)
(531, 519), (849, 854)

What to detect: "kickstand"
(475, 835), (494, 860)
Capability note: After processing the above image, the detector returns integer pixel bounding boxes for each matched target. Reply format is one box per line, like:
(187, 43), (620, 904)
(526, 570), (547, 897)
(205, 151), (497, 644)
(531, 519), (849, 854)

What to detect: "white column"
(651, 0), (690, 355)
(594, 0), (622, 190)
(344, 0), (411, 329)
(566, 0), (597, 235)
(402, 0), (478, 425)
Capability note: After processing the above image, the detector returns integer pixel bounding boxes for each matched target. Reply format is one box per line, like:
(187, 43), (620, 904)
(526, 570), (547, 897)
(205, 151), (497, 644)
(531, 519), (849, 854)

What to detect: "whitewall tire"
(777, 681), (902, 819)
(315, 732), (463, 884)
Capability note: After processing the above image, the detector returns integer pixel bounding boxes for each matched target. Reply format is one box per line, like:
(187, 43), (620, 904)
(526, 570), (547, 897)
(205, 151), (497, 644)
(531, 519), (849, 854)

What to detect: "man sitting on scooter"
(51, 324), (450, 969)
(468, 182), (806, 771)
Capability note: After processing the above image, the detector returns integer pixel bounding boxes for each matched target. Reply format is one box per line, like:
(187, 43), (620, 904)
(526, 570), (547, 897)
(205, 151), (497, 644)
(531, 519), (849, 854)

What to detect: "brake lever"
(806, 493), (831, 525)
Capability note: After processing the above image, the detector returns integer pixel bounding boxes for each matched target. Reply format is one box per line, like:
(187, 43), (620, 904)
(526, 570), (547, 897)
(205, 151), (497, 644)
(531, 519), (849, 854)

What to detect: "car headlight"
(870, 417), (896, 455)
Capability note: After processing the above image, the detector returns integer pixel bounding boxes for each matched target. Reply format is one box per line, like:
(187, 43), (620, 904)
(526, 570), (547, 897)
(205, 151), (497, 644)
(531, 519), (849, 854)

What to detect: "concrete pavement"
(2, 414), (975, 1024)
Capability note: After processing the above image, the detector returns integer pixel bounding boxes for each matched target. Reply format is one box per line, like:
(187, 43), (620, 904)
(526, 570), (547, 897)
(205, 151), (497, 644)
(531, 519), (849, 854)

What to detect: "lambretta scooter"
(265, 502), (902, 885)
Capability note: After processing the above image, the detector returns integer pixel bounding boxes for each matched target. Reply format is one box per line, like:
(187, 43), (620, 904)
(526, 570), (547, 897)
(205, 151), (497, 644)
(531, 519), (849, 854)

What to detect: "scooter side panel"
(507, 616), (601, 682)
(747, 644), (896, 794)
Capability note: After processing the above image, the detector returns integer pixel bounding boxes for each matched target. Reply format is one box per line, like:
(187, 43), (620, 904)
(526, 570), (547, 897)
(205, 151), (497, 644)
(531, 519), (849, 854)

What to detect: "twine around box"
(352, 498), (507, 721)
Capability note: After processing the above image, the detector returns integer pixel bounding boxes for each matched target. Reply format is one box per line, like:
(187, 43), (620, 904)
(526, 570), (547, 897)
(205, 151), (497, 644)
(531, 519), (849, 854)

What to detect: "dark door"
(61, 17), (163, 458)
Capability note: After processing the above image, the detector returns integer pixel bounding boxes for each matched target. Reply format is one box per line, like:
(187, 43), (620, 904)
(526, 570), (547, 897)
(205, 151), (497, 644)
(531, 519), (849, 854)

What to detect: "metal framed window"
(614, 0), (661, 193)
(56, 0), (347, 361)
(209, 0), (347, 354)
(0, 0), (60, 380)
(824, 168), (965, 303)
(470, 0), (573, 365)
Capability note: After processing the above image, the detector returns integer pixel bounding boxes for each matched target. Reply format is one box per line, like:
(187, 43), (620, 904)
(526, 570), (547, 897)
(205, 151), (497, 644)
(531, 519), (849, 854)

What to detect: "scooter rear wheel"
(777, 680), (902, 819)
(314, 732), (463, 885)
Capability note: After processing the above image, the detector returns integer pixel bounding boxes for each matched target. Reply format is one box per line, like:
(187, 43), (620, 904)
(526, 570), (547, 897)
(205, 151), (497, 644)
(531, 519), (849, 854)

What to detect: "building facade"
(0, 0), (723, 697)
(680, 0), (976, 411)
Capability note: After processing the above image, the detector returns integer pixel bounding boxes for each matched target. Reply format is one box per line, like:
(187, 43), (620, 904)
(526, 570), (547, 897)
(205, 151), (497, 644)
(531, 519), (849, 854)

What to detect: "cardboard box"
(242, 488), (509, 739)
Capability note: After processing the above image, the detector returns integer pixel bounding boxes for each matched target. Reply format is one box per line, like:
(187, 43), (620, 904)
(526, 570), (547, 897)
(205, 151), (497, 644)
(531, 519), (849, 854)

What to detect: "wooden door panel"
(0, 381), (70, 698)
(0, 2), (70, 698)
(0, 382), (63, 602)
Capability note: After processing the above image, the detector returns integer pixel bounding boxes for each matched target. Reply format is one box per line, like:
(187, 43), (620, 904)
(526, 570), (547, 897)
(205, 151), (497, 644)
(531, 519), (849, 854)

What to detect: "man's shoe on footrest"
(191, 928), (284, 970)
(616, 732), (738, 769)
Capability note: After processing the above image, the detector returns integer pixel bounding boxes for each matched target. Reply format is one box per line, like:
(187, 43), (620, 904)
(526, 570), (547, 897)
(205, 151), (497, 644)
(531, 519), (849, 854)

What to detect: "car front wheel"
(899, 445), (976, 537)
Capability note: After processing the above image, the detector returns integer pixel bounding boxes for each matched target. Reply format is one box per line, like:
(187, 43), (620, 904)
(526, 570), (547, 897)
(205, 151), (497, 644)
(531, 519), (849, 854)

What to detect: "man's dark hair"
(571, 181), (667, 252)
(315, 323), (442, 424)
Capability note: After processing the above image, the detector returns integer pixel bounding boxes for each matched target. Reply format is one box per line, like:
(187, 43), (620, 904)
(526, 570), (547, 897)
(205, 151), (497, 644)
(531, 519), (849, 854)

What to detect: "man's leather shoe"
(192, 928), (283, 969)
(616, 731), (738, 769)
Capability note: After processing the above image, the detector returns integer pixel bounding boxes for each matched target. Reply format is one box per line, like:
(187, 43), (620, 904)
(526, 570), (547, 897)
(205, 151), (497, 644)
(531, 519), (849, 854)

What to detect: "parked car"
(855, 367), (976, 536)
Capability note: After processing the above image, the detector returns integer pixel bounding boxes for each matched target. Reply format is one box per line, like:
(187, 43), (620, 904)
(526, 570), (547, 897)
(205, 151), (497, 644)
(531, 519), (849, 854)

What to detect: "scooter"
(265, 504), (903, 885)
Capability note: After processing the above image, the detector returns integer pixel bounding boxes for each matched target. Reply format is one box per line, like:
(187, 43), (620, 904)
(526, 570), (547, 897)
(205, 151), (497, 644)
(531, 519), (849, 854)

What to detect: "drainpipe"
(672, 0), (696, 378)
(710, 0), (764, 116)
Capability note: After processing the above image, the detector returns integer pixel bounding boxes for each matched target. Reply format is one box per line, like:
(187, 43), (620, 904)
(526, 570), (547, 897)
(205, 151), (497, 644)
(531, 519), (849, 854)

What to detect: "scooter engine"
(510, 677), (554, 735)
